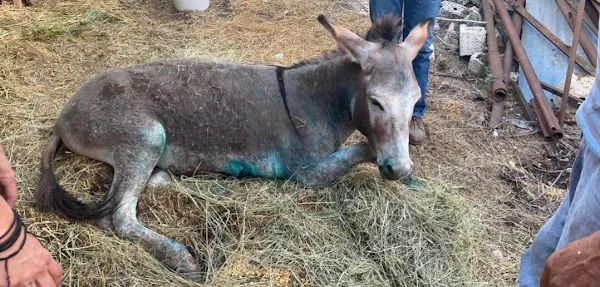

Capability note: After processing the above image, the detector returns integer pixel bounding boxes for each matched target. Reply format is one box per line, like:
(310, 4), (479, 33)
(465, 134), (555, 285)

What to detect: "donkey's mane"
(364, 14), (403, 45)
(286, 14), (403, 69)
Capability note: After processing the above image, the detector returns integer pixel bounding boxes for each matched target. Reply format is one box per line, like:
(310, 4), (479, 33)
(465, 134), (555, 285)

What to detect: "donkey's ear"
(318, 14), (378, 67)
(399, 18), (434, 59)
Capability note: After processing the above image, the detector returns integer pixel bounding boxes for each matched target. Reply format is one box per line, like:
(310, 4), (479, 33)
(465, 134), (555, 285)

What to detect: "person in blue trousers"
(518, 23), (600, 286)
(369, 0), (441, 145)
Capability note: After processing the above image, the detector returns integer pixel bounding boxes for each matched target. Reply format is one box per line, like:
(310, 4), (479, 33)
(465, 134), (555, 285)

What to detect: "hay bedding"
(0, 0), (579, 285)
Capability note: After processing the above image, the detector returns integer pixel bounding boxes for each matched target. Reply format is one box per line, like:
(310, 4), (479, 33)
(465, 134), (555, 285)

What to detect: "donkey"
(35, 14), (432, 281)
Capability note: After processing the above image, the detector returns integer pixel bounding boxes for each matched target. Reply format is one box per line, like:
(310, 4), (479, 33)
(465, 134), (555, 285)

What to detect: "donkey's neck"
(283, 55), (361, 142)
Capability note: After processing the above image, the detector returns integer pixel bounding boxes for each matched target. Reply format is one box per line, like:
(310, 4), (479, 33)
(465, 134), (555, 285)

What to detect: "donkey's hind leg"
(110, 168), (204, 281)
(108, 126), (204, 282)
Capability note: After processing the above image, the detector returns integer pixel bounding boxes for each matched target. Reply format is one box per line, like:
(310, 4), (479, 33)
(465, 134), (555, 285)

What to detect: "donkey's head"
(318, 15), (433, 180)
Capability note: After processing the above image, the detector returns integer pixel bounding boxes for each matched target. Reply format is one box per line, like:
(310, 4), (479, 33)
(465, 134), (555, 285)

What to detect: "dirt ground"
(0, 0), (582, 286)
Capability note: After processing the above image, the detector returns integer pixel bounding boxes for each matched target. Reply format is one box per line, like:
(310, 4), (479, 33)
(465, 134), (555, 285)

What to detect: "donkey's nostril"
(380, 158), (398, 175)
(385, 163), (394, 174)
(379, 158), (412, 180)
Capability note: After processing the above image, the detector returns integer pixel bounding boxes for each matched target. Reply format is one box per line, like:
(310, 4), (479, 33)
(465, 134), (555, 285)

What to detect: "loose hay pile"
(40, 155), (485, 286)
(0, 0), (566, 285)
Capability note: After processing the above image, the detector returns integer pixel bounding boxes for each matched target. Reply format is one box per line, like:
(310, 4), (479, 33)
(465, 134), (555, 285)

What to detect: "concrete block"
(440, 1), (469, 19)
(459, 24), (486, 56)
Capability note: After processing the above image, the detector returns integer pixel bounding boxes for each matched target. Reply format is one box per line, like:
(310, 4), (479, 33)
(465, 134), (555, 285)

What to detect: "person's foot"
(409, 116), (426, 145)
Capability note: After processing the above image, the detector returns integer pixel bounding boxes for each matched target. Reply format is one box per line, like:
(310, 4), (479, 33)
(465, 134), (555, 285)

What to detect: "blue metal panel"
(517, 0), (597, 107)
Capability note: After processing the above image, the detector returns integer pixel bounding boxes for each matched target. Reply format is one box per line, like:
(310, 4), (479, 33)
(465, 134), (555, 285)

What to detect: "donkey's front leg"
(294, 141), (376, 188)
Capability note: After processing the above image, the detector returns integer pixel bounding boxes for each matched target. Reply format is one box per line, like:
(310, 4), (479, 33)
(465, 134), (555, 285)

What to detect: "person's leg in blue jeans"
(369, 0), (403, 23)
(369, 0), (441, 144)
(518, 138), (600, 286)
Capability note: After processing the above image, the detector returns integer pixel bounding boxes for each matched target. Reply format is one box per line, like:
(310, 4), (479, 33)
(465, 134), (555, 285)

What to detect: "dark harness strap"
(276, 66), (300, 137)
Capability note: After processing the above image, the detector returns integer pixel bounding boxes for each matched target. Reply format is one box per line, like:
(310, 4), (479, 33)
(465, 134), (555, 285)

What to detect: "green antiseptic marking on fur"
(142, 125), (167, 153)
(267, 153), (289, 179)
(228, 159), (261, 178)
(228, 153), (290, 179)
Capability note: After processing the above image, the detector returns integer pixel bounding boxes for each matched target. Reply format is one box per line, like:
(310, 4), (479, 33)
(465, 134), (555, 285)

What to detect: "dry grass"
(0, 0), (582, 286)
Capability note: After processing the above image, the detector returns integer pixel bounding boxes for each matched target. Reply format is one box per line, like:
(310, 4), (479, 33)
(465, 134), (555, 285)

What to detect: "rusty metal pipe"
(513, 79), (552, 138)
(494, 0), (563, 138)
(531, 99), (552, 139)
(511, 80), (552, 138)
(556, 0), (598, 65)
(586, 0), (600, 25)
(502, 0), (525, 82)
(559, 0), (587, 126)
(506, 0), (596, 75)
(483, 0), (508, 127)
(540, 80), (584, 108)
(566, 0), (598, 34)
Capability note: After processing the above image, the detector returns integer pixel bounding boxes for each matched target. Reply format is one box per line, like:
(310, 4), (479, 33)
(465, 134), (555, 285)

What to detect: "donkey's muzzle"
(378, 157), (412, 180)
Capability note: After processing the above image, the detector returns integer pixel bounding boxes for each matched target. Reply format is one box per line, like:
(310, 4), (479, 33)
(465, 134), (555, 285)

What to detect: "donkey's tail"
(35, 133), (114, 220)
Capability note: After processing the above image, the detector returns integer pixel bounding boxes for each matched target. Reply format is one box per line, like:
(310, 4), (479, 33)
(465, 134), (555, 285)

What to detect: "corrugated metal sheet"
(517, 0), (597, 106)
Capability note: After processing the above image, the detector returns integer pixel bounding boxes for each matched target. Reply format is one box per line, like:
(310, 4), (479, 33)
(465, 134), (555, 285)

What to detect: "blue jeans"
(369, 0), (441, 118)
(519, 137), (600, 286)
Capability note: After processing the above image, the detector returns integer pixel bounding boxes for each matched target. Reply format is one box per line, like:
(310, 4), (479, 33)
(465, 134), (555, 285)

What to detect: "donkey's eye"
(370, 98), (385, 111)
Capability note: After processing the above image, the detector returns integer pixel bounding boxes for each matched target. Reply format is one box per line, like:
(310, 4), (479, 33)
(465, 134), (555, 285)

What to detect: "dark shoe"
(409, 116), (426, 145)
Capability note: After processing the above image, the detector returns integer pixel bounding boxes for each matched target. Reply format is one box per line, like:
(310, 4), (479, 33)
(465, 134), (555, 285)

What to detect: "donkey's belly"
(157, 143), (292, 180)
(217, 154), (291, 179)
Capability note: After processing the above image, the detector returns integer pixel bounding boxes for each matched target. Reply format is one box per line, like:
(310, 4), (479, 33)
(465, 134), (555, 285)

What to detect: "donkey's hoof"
(167, 251), (207, 283)
(178, 270), (206, 283)
(174, 262), (206, 283)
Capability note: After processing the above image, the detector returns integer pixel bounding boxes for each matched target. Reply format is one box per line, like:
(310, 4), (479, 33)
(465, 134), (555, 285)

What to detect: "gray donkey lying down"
(35, 14), (433, 281)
